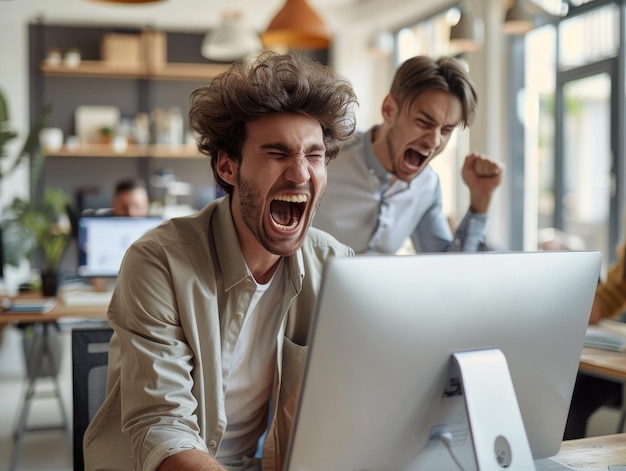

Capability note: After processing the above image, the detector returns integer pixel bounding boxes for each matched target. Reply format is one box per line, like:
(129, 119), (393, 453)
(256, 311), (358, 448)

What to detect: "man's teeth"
(277, 220), (298, 231)
(276, 194), (308, 203)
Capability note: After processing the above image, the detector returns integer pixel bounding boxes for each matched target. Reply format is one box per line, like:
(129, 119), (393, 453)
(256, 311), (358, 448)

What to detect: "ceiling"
(10, 0), (449, 34)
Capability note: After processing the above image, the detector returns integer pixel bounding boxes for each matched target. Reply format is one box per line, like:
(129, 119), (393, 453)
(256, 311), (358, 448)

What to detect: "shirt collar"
(363, 126), (410, 192)
(363, 126), (389, 181)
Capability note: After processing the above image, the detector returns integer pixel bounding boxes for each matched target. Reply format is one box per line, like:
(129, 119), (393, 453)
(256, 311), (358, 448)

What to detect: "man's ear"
(216, 150), (238, 186)
(381, 94), (399, 121)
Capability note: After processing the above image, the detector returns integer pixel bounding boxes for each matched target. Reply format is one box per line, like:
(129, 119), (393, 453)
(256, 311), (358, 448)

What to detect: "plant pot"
(41, 271), (60, 297)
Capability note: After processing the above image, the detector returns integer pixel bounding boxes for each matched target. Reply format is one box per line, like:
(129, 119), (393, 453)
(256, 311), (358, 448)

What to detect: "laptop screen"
(77, 216), (163, 277)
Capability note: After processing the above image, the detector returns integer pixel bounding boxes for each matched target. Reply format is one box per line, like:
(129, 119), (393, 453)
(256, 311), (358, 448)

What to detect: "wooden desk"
(0, 296), (108, 324)
(1, 295), (108, 471)
(580, 346), (626, 382)
(553, 433), (626, 470)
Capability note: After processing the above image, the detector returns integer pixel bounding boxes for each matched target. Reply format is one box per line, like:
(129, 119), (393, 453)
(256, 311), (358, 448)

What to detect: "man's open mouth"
(404, 149), (428, 170)
(270, 194), (308, 231)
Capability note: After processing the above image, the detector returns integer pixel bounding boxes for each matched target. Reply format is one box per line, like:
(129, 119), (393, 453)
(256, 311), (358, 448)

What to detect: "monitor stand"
(414, 348), (576, 471)
(451, 348), (536, 470)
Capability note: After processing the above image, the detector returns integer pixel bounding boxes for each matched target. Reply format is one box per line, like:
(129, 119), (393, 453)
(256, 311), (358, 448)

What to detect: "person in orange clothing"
(564, 244), (626, 439)
(589, 245), (626, 324)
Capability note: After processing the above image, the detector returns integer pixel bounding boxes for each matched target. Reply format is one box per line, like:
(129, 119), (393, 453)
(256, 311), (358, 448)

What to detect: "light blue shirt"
(314, 126), (489, 254)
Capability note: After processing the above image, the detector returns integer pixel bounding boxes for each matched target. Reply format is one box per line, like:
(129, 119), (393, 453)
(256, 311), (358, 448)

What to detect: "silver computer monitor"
(284, 251), (601, 471)
(77, 216), (163, 277)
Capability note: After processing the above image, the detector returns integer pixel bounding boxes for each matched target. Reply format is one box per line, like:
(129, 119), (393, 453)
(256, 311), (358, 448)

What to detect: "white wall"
(0, 0), (509, 288)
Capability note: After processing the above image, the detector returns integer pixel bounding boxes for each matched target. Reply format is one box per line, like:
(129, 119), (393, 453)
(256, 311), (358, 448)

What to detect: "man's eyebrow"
(417, 111), (459, 129)
(260, 143), (326, 153)
(260, 143), (291, 152)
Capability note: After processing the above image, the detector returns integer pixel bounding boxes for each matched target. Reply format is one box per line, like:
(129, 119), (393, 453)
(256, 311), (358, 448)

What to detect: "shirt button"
(209, 440), (217, 448)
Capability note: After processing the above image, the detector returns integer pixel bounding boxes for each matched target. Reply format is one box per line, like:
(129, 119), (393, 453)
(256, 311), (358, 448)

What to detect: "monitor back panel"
(285, 251), (601, 471)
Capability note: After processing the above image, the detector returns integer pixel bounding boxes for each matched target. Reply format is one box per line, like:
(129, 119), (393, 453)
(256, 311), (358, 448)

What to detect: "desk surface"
(580, 346), (626, 382)
(0, 295), (108, 324)
(554, 433), (626, 470)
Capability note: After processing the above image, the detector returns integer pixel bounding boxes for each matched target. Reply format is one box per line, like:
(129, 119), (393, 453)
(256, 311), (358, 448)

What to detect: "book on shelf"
(584, 319), (626, 352)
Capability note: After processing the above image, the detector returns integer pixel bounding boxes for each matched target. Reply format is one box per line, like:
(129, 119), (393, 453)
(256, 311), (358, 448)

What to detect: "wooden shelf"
(45, 143), (204, 159)
(153, 63), (229, 81)
(41, 60), (229, 81)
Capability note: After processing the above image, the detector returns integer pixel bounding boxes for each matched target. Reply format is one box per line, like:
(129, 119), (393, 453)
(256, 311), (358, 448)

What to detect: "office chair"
(72, 327), (113, 471)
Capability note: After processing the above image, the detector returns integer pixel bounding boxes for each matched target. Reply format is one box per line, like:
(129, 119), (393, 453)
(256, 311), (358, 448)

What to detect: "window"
(521, 0), (622, 271)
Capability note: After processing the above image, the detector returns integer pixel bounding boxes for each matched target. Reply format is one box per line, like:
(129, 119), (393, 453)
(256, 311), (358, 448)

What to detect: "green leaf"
(0, 89), (72, 272)
(0, 87), (10, 123)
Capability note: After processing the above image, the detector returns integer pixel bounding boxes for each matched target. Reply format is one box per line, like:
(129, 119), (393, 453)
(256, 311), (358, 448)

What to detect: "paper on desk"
(3, 299), (56, 314)
(60, 290), (113, 306)
(585, 319), (626, 352)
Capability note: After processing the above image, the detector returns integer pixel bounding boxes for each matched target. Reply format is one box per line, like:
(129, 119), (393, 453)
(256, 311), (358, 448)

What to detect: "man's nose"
(423, 128), (442, 150)
(285, 155), (310, 183)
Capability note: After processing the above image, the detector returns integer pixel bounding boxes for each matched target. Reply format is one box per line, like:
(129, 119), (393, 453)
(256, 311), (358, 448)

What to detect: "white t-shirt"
(217, 262), (285, 462)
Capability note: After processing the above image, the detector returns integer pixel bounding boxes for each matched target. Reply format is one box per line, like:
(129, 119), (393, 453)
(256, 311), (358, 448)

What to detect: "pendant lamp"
(449, 4), (484, 53)
(262, 0), (331, 51)
(202, 12), (263, 62)
(502, 0), (534, 35)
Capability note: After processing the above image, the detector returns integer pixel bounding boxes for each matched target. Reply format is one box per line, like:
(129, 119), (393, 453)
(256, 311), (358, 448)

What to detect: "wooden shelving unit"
(29, 22), (218, 224)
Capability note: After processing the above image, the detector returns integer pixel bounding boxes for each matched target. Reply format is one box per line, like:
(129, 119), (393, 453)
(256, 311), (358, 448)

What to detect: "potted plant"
(2, 187), (72, 295)
(0, 87), (72, 296)
(99, 126), (114, 144)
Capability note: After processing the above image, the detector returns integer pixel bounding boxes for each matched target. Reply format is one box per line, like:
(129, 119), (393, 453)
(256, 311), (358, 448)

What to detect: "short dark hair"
(389, 55), (477, 129)
(189, 52), (358, 194)
(114, 178), (146, 195)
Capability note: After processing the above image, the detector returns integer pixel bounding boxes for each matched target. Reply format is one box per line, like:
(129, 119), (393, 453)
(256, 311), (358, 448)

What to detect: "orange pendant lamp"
(262, 0), (331, 50)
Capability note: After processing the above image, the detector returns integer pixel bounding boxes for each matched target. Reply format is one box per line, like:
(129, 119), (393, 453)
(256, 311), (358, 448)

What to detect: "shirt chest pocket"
(274, 336), (307, 458)
(280, 337), (307, 421)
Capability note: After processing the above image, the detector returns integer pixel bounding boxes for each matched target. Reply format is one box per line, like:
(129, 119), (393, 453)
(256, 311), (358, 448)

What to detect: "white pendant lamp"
(202, 12), (263, 62)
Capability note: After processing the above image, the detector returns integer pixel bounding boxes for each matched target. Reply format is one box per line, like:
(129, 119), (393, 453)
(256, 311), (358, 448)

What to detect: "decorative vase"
(64, 49), (81, 68)
(39, 127), (64, 153)
(41, 271), (60, 297)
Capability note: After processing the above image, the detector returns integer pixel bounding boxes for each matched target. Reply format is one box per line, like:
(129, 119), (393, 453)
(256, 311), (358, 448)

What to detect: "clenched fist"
(461, 153), (504, 214)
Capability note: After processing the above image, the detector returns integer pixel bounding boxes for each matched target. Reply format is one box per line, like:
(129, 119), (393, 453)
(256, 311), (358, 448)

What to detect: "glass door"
(523, 1), (623, 273)
(555, 65), (615, 271)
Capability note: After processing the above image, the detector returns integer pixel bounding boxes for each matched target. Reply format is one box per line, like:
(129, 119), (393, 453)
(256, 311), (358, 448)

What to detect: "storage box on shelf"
(101, 32), (143, 66)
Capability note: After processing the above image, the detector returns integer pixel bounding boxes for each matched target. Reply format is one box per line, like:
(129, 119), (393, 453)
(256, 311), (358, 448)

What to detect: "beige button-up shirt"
(83, 195), (354, 471)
